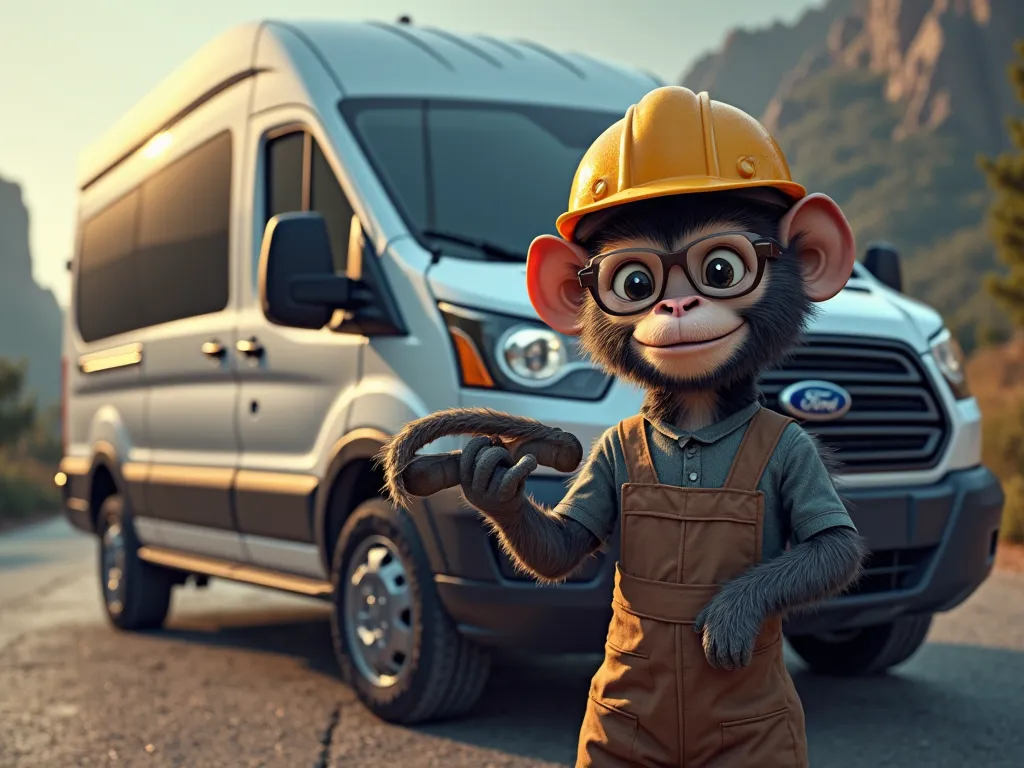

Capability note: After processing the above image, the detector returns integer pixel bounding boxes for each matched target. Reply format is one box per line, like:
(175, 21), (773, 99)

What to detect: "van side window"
(75, 131), (233, 343)
(264, 129), (353, 274)
(310, 140), (354, 274)
(266, 131), (304, 220)
(76, 190), (143, 343)
(136, 131), (232, 327)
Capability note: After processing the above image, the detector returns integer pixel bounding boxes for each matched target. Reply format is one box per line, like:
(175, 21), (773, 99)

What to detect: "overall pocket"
(720, 708), (799, 768)
(591, 607), (655, 714)
(578, 696), (638, 766)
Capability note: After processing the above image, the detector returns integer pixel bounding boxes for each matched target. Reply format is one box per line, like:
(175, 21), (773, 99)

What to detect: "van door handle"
(236, 338), (264, 358)
(201, 340), (226, 359)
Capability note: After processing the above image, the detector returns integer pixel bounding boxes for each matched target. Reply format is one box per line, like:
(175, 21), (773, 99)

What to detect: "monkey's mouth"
(634, 322), (746, 351)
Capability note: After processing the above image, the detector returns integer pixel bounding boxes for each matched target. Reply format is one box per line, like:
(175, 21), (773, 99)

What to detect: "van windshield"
(340, 99), (621, 261)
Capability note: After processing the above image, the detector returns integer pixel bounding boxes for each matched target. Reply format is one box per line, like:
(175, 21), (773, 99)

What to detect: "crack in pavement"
(313, 705), (341, 768)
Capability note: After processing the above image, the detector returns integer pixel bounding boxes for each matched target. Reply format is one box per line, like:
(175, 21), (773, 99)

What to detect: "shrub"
(979, 400), (1024, 543)
(1001, 474), (1024, 544)
(0, 458), (59, 523)
(0, 357), (59, 525)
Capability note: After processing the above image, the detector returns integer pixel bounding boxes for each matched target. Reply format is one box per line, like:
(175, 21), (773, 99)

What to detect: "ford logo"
(778, 380), (852, 422)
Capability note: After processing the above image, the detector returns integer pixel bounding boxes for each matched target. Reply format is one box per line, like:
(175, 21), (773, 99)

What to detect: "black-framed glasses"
(577, 230), (782, 316)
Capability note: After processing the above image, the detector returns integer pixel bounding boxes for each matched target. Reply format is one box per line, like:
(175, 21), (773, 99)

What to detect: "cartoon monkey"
(380, 86), (867, 768)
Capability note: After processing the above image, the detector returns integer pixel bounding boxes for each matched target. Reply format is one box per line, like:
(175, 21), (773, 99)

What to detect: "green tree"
(980, 40), (1024, 328)
(0, 358), (36, 448)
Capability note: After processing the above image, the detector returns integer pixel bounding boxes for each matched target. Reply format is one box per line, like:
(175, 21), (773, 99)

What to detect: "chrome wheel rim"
(343, 534), (415, 689)
(102, 520), (127, 616)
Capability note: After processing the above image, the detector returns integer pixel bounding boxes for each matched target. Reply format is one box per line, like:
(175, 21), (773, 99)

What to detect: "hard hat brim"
(555, 177), (808, 241)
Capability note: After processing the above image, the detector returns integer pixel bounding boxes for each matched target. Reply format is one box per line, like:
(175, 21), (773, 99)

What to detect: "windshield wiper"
(421, 229), (525, 263)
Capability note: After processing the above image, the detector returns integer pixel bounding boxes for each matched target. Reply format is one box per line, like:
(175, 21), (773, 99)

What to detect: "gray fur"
(693, 526), (868, 670)
(459, 436), (601, 583)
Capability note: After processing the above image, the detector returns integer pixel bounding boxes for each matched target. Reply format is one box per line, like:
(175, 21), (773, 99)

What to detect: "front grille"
(845, 547), (935, 595)
(760, 335), (950, 473)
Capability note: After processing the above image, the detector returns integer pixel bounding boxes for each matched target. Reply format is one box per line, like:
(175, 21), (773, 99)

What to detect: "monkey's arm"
(459, 431), (618, 584)
(478, 495), (601, 584)
(695, 426), (868, 670)
(694, 527), (867, 669)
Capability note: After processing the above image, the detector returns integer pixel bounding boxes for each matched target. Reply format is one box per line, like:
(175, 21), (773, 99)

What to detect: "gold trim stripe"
(66, 498), (90, 513)
(59, 456), (92, 476)
(79, 343), (143, 374)
(147, 464), (234, 490)
(137, 546), (331, 597)
(57, 457), (319, 496)
(122, 462), (148, 484)
(235, 470), (319, 496)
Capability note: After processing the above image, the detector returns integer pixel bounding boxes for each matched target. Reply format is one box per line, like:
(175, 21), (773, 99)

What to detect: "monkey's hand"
(459, 435), (537, 518)
(693, 582), (765, 671)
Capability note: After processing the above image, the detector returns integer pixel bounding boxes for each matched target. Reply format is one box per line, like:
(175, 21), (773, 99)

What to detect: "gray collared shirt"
(553, 402), (856, 562)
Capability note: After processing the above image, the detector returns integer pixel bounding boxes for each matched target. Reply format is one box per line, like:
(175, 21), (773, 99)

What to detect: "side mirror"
(258, 212), (372, 329)
(863, 241), (903, 293)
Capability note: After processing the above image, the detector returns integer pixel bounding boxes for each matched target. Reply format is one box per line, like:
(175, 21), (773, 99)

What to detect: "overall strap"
(617, 415), (659, 485)
(723, 408), (794, 492)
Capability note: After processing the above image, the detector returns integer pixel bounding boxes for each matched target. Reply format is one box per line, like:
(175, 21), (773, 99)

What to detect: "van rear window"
(341, 99), (619, 261)
(77, 190), (144, 342)
(75, 131), (232, 342)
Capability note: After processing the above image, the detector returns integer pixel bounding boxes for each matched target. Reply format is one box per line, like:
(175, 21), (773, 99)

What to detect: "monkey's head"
(526, 190), (854, 395)
(524, 86), (855, 404)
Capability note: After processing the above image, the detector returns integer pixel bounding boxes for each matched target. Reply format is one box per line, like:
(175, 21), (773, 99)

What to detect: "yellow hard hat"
(556, 85), (807, 241)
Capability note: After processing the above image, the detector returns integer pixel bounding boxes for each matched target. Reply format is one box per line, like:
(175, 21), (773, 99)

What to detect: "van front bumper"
(429, 466), (1005, 653)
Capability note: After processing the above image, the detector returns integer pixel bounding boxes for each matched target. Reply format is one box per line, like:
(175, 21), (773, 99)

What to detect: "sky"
(1, 0), (818, 307)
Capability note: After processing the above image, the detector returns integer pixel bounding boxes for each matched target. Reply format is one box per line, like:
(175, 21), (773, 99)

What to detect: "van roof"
(78, 19), (664, 191)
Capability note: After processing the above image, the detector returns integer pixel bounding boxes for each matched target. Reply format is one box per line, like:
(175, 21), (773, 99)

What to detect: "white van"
(59, 19), (1005, 724)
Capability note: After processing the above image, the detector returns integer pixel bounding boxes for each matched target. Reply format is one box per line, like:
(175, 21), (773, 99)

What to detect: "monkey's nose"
(654, 296), (703, 317)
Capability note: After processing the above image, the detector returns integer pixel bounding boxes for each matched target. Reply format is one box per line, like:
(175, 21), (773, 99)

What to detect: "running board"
(137, 546), (333, 597)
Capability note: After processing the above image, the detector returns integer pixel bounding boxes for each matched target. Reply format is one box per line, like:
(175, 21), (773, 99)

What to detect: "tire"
(96, 494), (174, 631)
(330, 497), (492, 724)
(788, 614), (933, 676)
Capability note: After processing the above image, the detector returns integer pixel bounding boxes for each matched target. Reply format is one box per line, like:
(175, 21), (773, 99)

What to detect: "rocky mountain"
(0, 178), (62, 407)
(683, 0), (859, 120)
(680, 0), (1024, 349)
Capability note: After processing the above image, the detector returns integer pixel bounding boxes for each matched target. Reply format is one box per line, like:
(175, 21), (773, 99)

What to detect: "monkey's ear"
(778, 193), (856, 303)
(526, 235), (589, 336)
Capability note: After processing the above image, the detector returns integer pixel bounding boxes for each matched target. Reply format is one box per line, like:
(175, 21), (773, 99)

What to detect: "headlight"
(929, 328), (970, 399)
(499, 326), (568, 383)
(439, 302), (612, 401)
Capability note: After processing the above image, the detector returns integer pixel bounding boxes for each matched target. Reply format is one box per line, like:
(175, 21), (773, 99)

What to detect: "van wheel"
(97, 494), (174, 631)
(788, 614), (933, 676)
(330, 497), (492, 724)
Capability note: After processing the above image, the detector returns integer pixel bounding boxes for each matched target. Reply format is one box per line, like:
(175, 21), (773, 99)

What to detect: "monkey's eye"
(701, 248), (747, 290)
(610, 262), (656, 302)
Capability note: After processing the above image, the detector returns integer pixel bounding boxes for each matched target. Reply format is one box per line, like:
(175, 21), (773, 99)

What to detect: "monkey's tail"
(376, 407), (582, 509)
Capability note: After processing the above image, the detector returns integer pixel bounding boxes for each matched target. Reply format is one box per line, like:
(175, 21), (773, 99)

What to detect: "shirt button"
(688, 472), (698, 482)
(686, 447), (696, 458)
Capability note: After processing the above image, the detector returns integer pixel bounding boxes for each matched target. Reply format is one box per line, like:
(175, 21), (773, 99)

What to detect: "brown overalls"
(577, 407), (809, 768)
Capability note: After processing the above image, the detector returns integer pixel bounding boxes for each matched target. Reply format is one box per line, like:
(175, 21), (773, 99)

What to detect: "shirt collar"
(647, 400), (762, 445)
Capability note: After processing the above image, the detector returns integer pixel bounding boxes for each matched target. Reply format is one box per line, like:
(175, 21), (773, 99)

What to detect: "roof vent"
(397, 15), (412, 24)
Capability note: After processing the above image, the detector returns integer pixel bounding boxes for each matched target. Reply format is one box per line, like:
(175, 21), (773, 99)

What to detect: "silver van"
(59, 19), (1005, 724)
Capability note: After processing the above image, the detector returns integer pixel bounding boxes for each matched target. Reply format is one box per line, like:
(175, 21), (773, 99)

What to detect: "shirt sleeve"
(779, 424), (857, 544)
(552, 427), (619, 544)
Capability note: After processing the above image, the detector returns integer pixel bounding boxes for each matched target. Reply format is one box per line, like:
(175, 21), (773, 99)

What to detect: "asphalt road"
(1, 518), (1022, 768)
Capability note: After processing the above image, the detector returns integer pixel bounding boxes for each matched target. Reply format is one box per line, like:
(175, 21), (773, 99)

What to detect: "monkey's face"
(584, 224), (774, 385)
